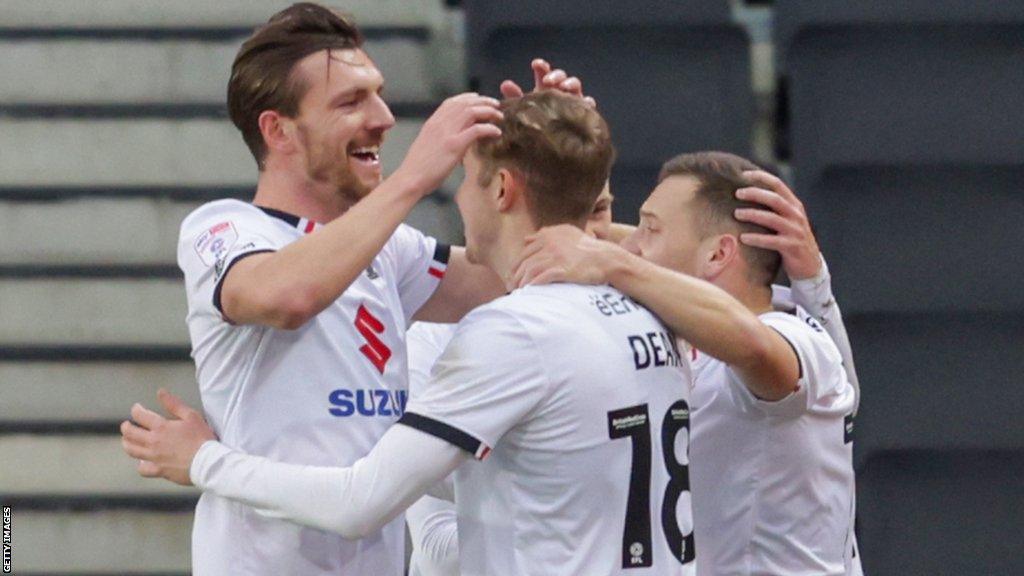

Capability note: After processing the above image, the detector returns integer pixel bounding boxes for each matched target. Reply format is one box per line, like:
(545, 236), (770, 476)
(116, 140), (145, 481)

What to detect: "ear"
(494, 167), (521, 214)
(701, 233), (741, 280)
(258, 110), (297, 157)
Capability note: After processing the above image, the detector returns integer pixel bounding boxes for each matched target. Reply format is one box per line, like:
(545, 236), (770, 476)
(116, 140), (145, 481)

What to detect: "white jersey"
(689, 304), (858, 576)
(178, 199), (448, 576)
(406, 322), (460, 576)
(402, 284), (697, 576)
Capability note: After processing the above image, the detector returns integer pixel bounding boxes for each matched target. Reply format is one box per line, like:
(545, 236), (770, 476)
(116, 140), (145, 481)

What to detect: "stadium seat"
(0, 278), (187, 346)
(0, 435), (198, 497)
(0, 119), (425, 188)
(856, 450), (1024, 576)
(9, 510), (192, 575)
(776, 0), (1024, 175)
(0, 37), (441, 109)
(808, 166), (1024, 315)
(0, 361), (200, 426)
(464, 0), (753, 223)
(846, 312), (1024, 575)
(775, 6), (1024, 572)
(0, 0), (445, 29)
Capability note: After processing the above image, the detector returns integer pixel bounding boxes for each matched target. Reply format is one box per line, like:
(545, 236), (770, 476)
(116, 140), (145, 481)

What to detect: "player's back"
(409, 284), (695, 576)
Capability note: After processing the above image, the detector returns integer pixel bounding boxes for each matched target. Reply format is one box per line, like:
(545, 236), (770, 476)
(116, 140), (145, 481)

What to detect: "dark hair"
(659, 151), (782, 286)
(475, 91), (616, 228)
(228, 2), (364, 169)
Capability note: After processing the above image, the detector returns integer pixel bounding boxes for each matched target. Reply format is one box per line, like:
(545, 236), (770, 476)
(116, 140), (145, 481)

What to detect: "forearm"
(227, 172), (425, 325)
(604, 248), (770, 369)
(606, 223), (636, 245)
(406, 496), (460, 574)
(789, 257), (861, 412)
(190, 424), (466, 539)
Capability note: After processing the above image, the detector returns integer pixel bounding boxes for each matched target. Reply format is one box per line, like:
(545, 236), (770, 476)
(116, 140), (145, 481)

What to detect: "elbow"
(734, 316), (777, 371)
(225, 283), (322, 330)
(271, 287), (322, 330)
(335, 516), (388, 540)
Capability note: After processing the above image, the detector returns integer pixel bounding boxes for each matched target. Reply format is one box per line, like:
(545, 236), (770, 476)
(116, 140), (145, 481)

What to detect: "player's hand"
(120, 388), (217, 486)
(500, 58), (597, 108)
(395, 93), (503, 195)
(734, 170), (822, 280)
(512, 224), (618, 288)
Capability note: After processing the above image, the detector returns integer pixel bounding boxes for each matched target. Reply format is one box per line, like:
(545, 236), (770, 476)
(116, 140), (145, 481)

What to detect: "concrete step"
(0, 361), (199, 425)
(0, 434), (198, 497)
(0, 118), (423, 188)
(0, 36), (441, 108)
(5, 509), (191, 574)
(0, 278), (186, 346)
(0, 0), (444, 30)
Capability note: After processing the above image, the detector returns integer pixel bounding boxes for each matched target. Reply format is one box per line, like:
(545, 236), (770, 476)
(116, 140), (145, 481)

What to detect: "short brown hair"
(659, 151), (782, 286)
(228, 2), (364, 169)
(475, 91), (616, 228)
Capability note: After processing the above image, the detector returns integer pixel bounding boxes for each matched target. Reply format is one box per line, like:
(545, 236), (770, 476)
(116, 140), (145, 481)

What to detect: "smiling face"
(287, 48), (395, 202)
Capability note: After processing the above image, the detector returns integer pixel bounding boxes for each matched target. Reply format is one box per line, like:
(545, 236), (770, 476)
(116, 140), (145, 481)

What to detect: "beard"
(298, 123), (381, 204)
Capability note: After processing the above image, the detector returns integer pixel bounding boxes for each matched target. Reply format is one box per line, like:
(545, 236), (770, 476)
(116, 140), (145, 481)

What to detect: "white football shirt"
(401, 284), (697, 576)
(406, 322), (460, 576)
(688, 304), (858, 576)
(178, 199), (448, 576)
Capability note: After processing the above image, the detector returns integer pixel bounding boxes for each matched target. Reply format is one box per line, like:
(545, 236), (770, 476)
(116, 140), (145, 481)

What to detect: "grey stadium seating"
(776, 2), (1024, 574)
(0, 1), (463, 573)
(464, 0), (753, 223)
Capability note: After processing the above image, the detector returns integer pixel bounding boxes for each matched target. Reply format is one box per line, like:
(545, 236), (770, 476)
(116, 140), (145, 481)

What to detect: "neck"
(252, 167), (358, 224)
(483, 217), (539, 291)
(714, 270), (774, 316)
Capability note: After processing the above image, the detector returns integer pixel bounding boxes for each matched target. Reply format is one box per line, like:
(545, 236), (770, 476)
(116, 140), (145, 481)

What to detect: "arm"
(735, 170), (861, 412)
(406, 495), (460, 576)
(413, 58), (600, 324)
(513, 227), (799, 401)
(119, 389), (467, 539)
(413, 247), (506, 323)
(787, 258), (861, 413)
(221, 94), (503, 328)
(191, 425), (466, 539)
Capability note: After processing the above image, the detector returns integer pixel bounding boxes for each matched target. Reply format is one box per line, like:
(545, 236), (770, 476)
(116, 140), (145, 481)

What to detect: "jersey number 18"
(607, 401), (695, 569)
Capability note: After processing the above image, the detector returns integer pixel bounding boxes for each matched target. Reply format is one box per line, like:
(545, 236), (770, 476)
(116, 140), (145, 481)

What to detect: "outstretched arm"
(513, 228), (800, 401)
(121, 390), (466, 538)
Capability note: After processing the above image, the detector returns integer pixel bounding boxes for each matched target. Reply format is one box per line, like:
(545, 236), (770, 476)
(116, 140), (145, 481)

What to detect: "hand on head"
(500, 59), (597, 108)
(120, 389), (217, 486)
(512, 224), (618, 288)
(396, 93), (504, 195)
(734, 170), (823, 280)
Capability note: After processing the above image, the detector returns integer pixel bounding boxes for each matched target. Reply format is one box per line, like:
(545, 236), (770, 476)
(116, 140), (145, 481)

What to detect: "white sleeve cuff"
(789, 255), (836, 322)
(190, 439), (231, 489)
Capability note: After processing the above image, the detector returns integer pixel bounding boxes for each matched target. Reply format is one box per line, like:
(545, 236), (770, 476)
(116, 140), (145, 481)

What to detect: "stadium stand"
(0, 1), (464, 573)
(776, 1), (1024, 573)
(464, 0), (753, 223)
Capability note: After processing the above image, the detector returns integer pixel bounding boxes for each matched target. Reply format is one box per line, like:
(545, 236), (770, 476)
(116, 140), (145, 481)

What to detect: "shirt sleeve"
(190, 424), (467, 540)
(387, 224), (451, 324)
(785, 256), (863, 414)
(399, 305), (549, 459)
(726, 311), (851, 419)
(177, 201), (283, 319)
(406, 495), (460, 576)
(406, 322), (458, 398)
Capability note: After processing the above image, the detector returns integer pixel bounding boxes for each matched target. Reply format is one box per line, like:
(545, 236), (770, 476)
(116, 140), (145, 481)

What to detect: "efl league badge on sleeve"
(195, 222), (239, 268)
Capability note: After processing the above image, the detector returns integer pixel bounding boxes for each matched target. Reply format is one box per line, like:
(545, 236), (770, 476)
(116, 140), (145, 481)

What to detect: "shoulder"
(179, 199), (268, 239)
(760, 307), (844, 372)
